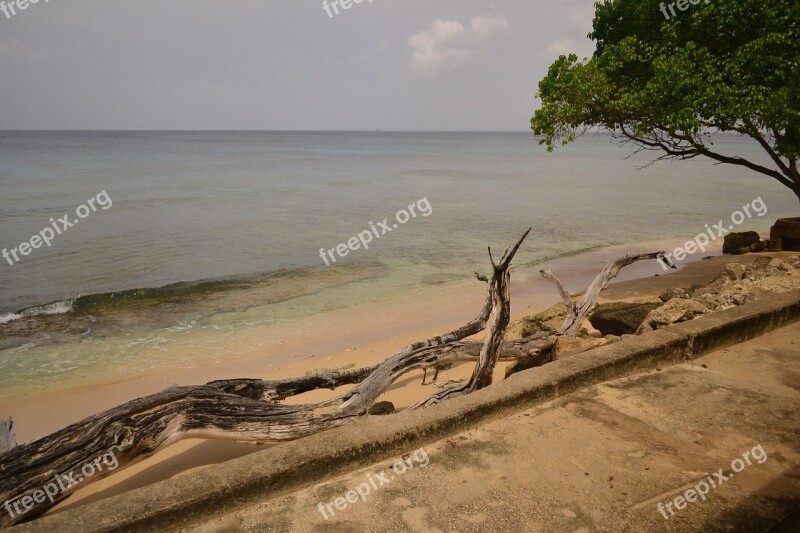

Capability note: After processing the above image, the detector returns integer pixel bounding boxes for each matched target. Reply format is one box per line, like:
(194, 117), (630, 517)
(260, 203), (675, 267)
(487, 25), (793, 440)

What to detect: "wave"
(0, 262), (384, 327)
(511, 245), (608, 271)
(0, 299), (75, 324)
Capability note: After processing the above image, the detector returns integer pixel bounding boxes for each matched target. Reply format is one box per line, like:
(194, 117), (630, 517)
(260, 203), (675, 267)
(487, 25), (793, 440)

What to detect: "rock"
(732, 293), (748, 306)
(753, 256), (773, 269)
(768, 258), (793, 272)
(506, 303), (567, 340)
(658, 287), (690, 302)
(589, 302), (662, 336)
(768, 217), (800, 251)
(696, 293), (723, 311)
(750, 241), (768, 252)
(552, 336), (596, 360)
(368, 401), (395, 415)
(721, 264), (746, 281)
(523, 303), (568, 335)
(693, 276), (730, 299)
(637, 299), (709, 333)
(519, 317), (554, 338)
(723, 232), (761, 254)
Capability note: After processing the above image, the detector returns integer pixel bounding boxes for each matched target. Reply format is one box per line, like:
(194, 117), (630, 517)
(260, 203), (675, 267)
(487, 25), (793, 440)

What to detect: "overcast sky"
(0, 0), (597, 130)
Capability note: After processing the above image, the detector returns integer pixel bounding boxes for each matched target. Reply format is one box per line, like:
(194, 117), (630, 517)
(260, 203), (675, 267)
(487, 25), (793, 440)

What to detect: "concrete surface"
(199, 323), (800, 532)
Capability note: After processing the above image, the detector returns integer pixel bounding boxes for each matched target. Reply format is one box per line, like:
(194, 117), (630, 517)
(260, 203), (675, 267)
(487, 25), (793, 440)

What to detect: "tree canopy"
(531, 0), (800, 202)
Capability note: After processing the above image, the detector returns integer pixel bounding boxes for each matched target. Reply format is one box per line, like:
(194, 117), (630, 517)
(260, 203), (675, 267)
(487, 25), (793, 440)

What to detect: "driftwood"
(543, 251), (665, 336)
(0, 418), (14, 455)
(0, 232), (663, 526)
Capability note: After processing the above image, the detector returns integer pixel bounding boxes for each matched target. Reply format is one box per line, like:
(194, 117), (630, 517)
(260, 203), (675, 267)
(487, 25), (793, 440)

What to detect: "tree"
(531, 0), (800, 202)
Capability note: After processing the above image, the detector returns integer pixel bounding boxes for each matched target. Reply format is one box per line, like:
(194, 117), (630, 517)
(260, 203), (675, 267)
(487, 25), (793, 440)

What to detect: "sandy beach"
(9, 240), (771, 515)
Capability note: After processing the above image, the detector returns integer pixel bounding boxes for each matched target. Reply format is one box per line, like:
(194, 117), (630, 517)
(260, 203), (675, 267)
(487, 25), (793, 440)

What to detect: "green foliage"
(531, 0), (799, 175)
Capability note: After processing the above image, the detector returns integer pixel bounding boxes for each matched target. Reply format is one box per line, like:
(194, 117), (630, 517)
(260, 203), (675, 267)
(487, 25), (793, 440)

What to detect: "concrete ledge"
(668, 289), (800, 357)
(12, 290), (800, 532)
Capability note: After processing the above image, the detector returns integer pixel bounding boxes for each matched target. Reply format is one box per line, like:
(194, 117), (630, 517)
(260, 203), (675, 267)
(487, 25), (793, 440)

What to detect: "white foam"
(0, 299), (75, 325)
(23, 300), (75, 317)
(0, 313), (23, 324)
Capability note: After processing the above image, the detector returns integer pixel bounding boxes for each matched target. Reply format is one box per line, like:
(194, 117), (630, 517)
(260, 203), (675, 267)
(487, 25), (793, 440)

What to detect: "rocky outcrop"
(769, 217), (800, 252)
(637, 299), (710, 333)
(658, 287), (692, 302)
(723, 231), (763, 254)
(551, 336), (597, 360)
(589, 302), (662, 336)
(639, 255), (800, 332)
(506, 302), (568, 340)
(368, 401), (395, 415)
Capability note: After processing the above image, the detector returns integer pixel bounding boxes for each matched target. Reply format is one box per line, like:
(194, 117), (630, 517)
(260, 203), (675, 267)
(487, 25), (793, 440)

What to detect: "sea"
(0, 131), (796, 399)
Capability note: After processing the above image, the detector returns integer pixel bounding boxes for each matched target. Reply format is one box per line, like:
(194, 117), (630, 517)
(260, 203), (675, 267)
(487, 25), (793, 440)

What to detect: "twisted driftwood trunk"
(0, 232), (663, 526)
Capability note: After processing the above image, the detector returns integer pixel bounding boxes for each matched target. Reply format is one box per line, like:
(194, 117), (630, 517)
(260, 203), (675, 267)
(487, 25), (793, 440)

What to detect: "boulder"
(769, 217), (800, 251)
(768, 258), (793, 272)
(695, 293), (724, 311)
(658, 287), (690, 302)
(723, 231), (761, 254)
(506, 303), (567, 340)
(721, 263), (746, 281)
(552, 336), (596, 360)
(589, 302), (662, 336)
(637, 299), (709, 333)
(368, 401), (395, 416)
(753, 256), (773, 269)
(732, 293), (748, 306)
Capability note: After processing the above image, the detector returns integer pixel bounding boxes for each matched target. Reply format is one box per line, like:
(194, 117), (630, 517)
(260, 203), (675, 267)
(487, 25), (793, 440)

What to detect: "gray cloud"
(408, 14), (508, 79)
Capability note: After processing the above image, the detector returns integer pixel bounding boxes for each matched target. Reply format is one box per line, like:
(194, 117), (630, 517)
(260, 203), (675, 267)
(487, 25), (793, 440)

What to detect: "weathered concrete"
(668, 289), (800, 357)
(219, 323), (800, 532)
(10, 290), (800, 532)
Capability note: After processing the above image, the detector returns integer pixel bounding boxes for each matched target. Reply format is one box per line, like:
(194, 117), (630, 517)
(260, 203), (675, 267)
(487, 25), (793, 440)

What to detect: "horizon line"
(0, 129), (537, 133)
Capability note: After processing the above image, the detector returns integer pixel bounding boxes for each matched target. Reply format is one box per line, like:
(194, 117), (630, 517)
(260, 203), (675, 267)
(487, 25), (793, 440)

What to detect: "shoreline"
(0, 234), (731, 444)
(47, 249), (777, 514)
(15, 242), (775, 515)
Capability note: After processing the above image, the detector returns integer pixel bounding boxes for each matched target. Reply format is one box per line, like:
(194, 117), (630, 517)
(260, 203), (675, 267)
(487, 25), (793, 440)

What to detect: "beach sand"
(3, 243), (775, 514)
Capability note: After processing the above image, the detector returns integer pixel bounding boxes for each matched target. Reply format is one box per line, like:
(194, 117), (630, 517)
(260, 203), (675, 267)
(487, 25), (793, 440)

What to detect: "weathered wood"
(411, 231), (530, 407)
(547, 252), (664, 336)
(0, 418), (15, 454)
(466, 231), (528, 392)
(413, 251), (664, 406)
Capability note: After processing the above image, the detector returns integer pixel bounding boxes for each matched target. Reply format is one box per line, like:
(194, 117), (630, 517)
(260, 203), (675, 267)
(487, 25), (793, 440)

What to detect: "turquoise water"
(0, 131), (796, 397)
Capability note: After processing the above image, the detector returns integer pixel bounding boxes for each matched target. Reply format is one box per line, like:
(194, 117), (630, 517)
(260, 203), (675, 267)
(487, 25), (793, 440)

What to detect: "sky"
(0, 0), (597, 130)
